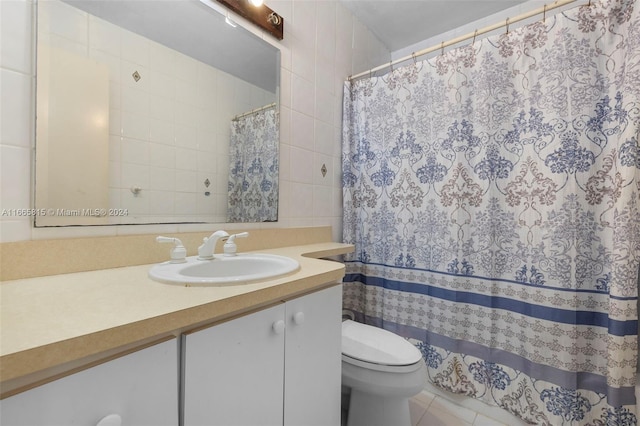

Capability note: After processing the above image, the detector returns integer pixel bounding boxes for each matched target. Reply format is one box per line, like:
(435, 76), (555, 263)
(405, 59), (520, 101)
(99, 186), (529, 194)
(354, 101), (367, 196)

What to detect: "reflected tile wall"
(37, 0), (275, 225)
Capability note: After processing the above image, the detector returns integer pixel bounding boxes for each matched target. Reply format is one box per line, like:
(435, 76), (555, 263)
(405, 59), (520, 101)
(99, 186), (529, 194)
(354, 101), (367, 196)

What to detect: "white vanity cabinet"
(0, 338), (178, 426)
(182, 284), (342, 426)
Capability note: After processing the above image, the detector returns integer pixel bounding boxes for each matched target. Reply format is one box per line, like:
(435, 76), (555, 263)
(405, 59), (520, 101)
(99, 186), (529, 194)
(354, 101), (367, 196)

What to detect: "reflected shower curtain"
(342, 0), (640, 423)
(227, 105), (278, 222)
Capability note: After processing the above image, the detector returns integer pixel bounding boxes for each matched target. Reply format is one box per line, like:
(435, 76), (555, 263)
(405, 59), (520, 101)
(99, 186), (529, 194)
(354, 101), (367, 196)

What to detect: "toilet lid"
(341, 320), (422, 366)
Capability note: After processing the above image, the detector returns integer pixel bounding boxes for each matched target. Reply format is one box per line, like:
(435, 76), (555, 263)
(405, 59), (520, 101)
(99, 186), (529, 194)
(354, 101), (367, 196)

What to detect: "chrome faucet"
(197, 230), (229, 260)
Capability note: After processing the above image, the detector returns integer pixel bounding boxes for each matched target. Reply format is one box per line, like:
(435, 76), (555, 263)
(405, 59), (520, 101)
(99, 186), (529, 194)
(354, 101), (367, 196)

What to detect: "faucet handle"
(156, 236), (187, 263)
(223, 232), (249, 256)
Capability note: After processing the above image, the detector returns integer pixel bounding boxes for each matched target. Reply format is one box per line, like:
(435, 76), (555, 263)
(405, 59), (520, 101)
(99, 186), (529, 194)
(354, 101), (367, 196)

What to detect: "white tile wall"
(0, 0), (34, 241)
(0, 0), (390, 242)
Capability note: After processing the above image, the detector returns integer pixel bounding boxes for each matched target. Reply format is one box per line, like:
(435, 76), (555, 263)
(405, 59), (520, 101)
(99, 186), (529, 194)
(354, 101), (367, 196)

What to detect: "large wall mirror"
(34, 0), (280, 226)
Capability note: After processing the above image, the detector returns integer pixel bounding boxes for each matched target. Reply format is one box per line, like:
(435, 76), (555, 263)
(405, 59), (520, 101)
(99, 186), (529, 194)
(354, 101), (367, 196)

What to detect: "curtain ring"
(472, 29), (478, 45)
(389, 60), (394, 72)
(505, 17), (510, 34)
(412, 52), (417, 64)
(543, 4), (547, 22)
(440, 41), (445, 55)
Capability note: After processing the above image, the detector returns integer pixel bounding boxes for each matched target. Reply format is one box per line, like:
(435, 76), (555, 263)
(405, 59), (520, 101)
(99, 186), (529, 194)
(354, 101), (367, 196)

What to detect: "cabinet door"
(284, 284), (342, 426)
(182, 303), (285, 426)
(0, 338), (178, 426)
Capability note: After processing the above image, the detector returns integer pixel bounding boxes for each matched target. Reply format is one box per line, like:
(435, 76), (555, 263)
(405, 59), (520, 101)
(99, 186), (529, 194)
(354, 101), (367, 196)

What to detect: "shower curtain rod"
(349, 0), (581, 81)
(232, 102), (277, 121)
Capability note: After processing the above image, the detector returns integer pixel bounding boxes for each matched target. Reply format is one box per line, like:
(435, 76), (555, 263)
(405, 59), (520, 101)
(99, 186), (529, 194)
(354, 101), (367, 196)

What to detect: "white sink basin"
(148, 253), (300, 286)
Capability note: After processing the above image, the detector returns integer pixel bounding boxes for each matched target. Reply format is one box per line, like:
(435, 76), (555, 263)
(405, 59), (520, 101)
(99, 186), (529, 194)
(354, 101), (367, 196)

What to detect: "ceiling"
(340, 0), (530, 52)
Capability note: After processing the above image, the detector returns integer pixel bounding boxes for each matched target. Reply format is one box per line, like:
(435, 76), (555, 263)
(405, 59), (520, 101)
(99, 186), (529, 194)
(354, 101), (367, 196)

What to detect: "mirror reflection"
(34, 0), (280, 226)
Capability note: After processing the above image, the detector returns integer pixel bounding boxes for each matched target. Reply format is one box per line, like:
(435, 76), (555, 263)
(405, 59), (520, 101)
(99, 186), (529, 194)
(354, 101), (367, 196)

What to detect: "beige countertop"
(0, 242), (354, 398)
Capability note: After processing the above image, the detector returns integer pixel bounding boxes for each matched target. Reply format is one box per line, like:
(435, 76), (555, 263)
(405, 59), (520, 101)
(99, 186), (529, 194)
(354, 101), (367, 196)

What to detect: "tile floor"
(342, 385), (532, 426)
(409, 388), (530, 426)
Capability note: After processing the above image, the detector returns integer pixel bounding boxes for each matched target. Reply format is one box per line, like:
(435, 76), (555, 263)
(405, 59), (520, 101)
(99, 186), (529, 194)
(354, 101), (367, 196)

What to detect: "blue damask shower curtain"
(342, 0), (640, 424)
(227, 105), (278, 222)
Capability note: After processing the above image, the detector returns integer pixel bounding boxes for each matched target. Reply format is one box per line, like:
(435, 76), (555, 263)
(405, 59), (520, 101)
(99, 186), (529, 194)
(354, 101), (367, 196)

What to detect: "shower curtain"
(227, 105), (278, 222)
(342, 0), (640, 424)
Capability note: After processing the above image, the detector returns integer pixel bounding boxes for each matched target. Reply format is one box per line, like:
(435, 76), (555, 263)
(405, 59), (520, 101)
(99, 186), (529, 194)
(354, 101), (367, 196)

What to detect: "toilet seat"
(342, 353), (425, 373)
(341, 320), (422, 368)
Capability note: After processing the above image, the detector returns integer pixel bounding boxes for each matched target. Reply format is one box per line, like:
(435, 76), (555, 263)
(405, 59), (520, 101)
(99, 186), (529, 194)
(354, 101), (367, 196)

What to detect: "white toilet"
(341, 320), (428, 426)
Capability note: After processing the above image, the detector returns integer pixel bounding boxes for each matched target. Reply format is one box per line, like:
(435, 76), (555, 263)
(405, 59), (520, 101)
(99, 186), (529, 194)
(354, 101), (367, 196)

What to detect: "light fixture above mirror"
(213, 0), (284, 39)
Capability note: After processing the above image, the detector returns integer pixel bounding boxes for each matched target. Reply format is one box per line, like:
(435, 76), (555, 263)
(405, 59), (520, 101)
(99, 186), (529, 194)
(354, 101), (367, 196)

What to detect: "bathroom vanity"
(0, 239), (352, 425)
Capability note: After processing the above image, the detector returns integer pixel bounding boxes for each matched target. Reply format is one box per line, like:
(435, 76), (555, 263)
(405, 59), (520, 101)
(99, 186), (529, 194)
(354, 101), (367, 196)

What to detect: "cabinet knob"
(293, 311), (305, 325)
(96, 414), (122, 426)
(272, 320), (285, 334)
